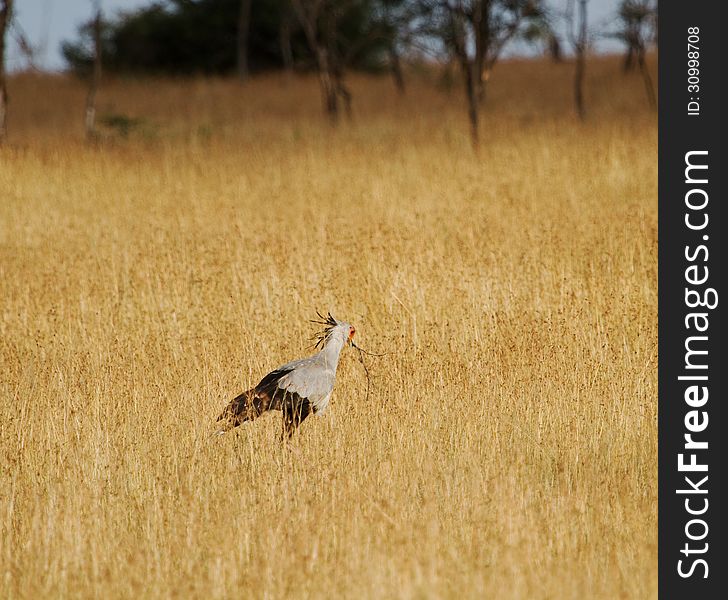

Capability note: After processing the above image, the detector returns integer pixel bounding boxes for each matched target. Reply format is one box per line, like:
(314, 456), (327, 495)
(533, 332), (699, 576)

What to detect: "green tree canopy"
(62, 0), (393, 76)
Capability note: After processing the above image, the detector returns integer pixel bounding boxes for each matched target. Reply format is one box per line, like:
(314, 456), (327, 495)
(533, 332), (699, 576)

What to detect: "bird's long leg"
(281, 394), (311, 440)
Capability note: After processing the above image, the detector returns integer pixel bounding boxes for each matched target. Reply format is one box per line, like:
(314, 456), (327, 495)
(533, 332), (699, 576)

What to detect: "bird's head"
(312, 311), (355, 348)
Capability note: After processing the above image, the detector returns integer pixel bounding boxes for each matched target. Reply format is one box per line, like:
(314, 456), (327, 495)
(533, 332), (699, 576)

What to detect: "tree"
(0, 0), (12, 144)
(614, 0), (656, 109)
(416, 1), (544, 147)
(291, 0), (391, 122)
(565, 0), (588, 120)
(237, 0), (253, 80)
(375, 0), (415, 95)
(522, 15), (562, 62)
(85, 4), (103, 140)
(12, 21), (41, 72)
(279, 1), (295, 74)
(292, 0), (344, 121)
(62, 0), (392, 78)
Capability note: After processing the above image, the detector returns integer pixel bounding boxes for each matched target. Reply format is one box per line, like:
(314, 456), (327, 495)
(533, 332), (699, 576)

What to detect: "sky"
(9, 0), (624, 72)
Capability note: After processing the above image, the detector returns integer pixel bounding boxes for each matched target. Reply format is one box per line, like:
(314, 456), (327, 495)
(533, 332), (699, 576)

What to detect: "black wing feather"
(216, 367), (295, 426)
(255, 368), (294, 396)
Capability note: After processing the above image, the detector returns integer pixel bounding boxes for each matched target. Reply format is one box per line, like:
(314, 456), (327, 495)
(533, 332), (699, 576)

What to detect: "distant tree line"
(0, 1), (657, 146)
(62, 0), (395, 77)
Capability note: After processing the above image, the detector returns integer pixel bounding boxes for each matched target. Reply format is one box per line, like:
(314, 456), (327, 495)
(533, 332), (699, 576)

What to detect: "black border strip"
(659, 2), (727, 597)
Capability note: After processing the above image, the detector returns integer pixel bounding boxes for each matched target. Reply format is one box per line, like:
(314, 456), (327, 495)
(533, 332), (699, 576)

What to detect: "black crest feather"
(310, 311), (339, 349)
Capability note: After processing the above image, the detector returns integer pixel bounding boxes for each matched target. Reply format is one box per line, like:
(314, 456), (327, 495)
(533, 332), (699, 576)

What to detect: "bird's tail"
(211, 389), (260, 437)
(210, 426), (230, 438)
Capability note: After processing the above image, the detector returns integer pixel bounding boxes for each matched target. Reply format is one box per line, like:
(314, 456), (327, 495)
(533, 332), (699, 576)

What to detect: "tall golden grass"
(1, 56), (656, 598)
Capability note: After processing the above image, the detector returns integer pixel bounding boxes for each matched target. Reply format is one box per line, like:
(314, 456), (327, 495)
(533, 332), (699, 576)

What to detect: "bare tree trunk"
(623, 43), (636, 72)
(292, 0), (343, 124)
(437, 59), (456, 93)
(573, 0), (587, 120)
(15, 21), (40, 72)
(336, 76), (351, 119)
(574, 48), (585, 119)
(637, 44), (656, 109)
(0, 0), (12, 144)
(464, 61), (479, 148)
(479, 69), (489, 105)
(549, 33), (562, 62)
(451, 7), (479, 148)
(85, 7), (102, 140)
(237, 0), (252, 81)
(388, 43), (405, 95)
(279, 6), (294, 76)
(315, 45), (338, 122)
(473, 0), (486, 104)
(325, 7), (352, 121)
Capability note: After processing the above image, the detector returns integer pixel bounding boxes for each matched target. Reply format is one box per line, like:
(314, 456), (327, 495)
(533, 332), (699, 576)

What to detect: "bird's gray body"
(215, 315), (353, 437)
(274, 338), (344, 414)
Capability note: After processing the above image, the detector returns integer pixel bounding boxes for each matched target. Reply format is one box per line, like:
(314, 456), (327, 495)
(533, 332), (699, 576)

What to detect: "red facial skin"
(348, 326), (356, 340)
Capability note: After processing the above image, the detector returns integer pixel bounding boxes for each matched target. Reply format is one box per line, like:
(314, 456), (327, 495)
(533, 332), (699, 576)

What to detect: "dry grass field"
(0, 56), (657, 598)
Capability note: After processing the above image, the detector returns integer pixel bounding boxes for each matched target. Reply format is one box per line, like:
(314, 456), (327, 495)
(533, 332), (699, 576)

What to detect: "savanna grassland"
(0, 56), (657, 598)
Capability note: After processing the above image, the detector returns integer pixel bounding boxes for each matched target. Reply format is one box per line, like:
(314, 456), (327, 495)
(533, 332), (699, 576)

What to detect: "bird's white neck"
(321, 335), (346, 371)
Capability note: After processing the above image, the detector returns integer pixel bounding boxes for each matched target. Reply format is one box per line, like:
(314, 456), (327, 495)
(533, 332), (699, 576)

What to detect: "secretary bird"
(214, 313), (356, 438)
